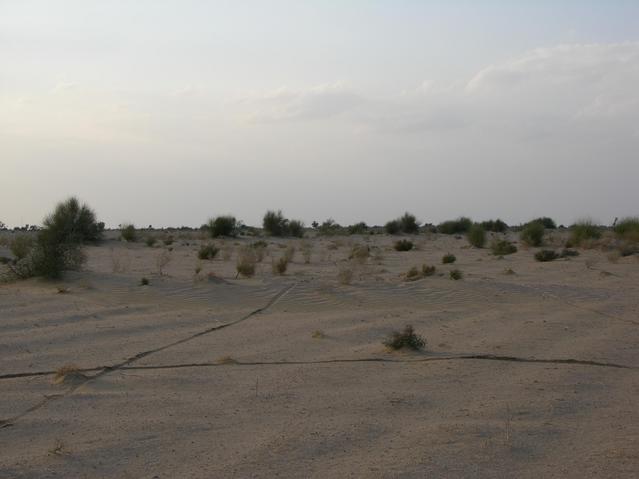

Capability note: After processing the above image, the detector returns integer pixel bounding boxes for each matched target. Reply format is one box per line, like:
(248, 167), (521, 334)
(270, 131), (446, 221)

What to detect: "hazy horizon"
(2, 1), (639, 228)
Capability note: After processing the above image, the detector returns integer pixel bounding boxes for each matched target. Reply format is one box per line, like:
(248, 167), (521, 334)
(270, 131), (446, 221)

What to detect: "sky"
(2, 0), (639, 228)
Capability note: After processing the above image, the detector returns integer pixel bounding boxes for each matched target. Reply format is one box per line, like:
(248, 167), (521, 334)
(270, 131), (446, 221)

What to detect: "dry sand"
(1, 231), (639, 478)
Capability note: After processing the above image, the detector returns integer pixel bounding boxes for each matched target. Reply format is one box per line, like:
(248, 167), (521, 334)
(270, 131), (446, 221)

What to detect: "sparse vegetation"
(272, 256), (289, 275)
(530, 217), (557, 229)
(337, 265), (354, 285)
(438, 217), (472, 235)
(145, 236), (157, 247)
(208, 216), (237, 238)
(263, 210), (288, 236)
(288, 220), (305, 238)
(394, 239), (414, 251)
(569, 220), (601, 246)
(198, 243), (219, 260)
(349, 244), (370, 263)
(121, 224), (136, 242)
(383, 325), (425, 351)
(614, 217), (639, 242)
(347, 222), (368, 235)
(405, 266), (421, 281)
(480, 219), (508, 233)
(312, 330), (325, 339)
(399, 212), (420, 234)
(442, 253), (456, 264)
(449, 269), (463, 280)
(520, 221), (545, 247)
(560, 248), (579, 258)
(156, 249), (171, 275)
(466, 224), (486, 248)
(491, 239), (517, 256)
(236, 247), (257, 277)
(384, 219), (401, 235)
(422, 264), (436, 276)
(534, 250), (559, 262)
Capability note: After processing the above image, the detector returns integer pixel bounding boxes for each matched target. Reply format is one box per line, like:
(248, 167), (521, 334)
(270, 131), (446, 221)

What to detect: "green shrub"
(208, 216), (237, 238)
(520, 221), (544, 246)
(570, 220), (601, 246)
(317, 219), (343, 236)
(121, 224), (136, 242)
(466, 224), (486, 248)
(383, 325), (425, 351)
(399, 212), (420, 234)
(43, 197), (104, 243)
(384, 220), (401, 235)
(531, 217), (557, 229)
(405, 266), (421, 281)
(491, 239), (517, 256)
(272, 257), (288, 275)
(534, 250), (559, 262)
(394, 239), (414, 251)
(614, 217), (639, 242)
(438, 217), (472, 235)
(421, 264), (436, 276)
(288, 220), (305, 238)
(347, 222), (368, 235)
(10, 235), (33, 260)
(449, 269), (463, 280)
(442, 253), (456, 264)
(140, 277), (150, 286)
(263, 210), (288, 236)
(198, 244), (219, 260)
(480, 219), (508, 233)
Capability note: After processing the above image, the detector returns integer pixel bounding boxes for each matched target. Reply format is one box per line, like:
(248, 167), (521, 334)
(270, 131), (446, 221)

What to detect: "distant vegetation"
(534, 250), (559, 262)
(570, 220), (601, 246)
(263, 210), (304, 237)
(614, 217), (639, 242)
(394, 239), (414, 251)
(480, 219), (508, 233)
(466, 224), (486, 248)
(385, 212), (420, 235)
(208, 216), (238, 238)
(120, 224), (136, 242)
(438, 217), (472, 235)
(520, 221), (545, 247)
(491, 239), (517, 256)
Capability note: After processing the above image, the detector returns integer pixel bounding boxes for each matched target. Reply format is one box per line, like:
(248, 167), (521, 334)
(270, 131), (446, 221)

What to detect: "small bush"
(405, 266), (421, 281)
(438, 217), (472, 235)
(570, 220), (601, 246)
(145, 236), (157, 247)
(491, 239), (517, 256)
(399, 212), (420, 234)
(394, 239), (414, 251)
(534, 250), (559, 262)
(288, 220), (305, 238)
(422, 264), (436, 276)
(10, 235), (33, 260)
(520, 221), (544, 247)
(383, 325), (425, 351)
(349, 244), (370, 263)
(198, 244), (219, 260)
(449, 269), (463, 280)
(272, 257), (288, 275)
(531, 217), (557, 229)
(614, 217), (639, 242)
(466, 224), (486, 248)
(385, 220), (401, 235)
(442, 253), (456, 264)
(283, 245), (296, 262)
(43, 197), (104, 243)
(121, 224), (137, 242)
(481, 219), (508, 233)
(317, 219), (343, 236)
(236, 247), (257, 277)
(263, 210), (288, 237)
(347, 222), (368, 235)
(208, 216), (237, 238)
(140, 277), (149, 286)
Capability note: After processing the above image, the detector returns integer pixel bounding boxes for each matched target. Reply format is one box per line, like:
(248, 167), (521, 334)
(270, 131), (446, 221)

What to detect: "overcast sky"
(2, 1), (638, 228)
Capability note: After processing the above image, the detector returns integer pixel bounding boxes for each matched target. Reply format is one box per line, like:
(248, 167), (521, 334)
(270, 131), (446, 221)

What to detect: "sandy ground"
(1, 231), (638, 478)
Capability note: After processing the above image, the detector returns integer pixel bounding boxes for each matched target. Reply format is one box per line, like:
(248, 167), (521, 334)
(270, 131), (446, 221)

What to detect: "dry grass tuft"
(215, 356), (238, 365)
(311, 330), (326, 339)
(53, 364), (87, 385)
(236, 247), (257, 278)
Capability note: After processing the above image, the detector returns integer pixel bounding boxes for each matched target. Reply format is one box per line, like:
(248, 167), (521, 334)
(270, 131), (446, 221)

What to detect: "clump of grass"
(145, 236), (157, 247)
(207, 215), (237, 238)
(394, 239), (414, 251)
(534, 250), (559, 262)
(422, 264), (436, 276)
(272, 256), (289, 275)
(53, 364), (87, 385)
(520, 221), (545, 247)
(300, 241), (312, 263)
(449, 269), (463, 280)
(236, 247), (257, 277)
(140, 277), (149, 285)
(349, 244), (370, 263)
(405, 266), (422, 281)
(466, 224), (486, 248)
(491, 239), (517, 256)
(383, 325), (426, 351)
(311, 330), (325, 339)
(198, 243), (219, 260)
(120, 224), (137, 242)
(531, 217), (557, 229)
(614, 217), (639, 242)
(438, 217), (472, 235)
(283, 245), (296, 262)
(442, 253), (456, 264)
(570, 220), (601, 246)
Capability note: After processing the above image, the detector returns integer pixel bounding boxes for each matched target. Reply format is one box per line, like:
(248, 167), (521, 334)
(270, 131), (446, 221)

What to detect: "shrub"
(349, 244), (370, 263)
(208, 216), (237, 238)
(140, 277), (150, 286)
(438, 217), (472, 235)
(394, 239), (414, 251)
(531, 217), (557, 229)
(10, 235), (33, 260)
(272, 257), (288, 275)
(288, 220), (305, 238)
(449, 269), (463, 280)
(145, 236), (157, 247)
(121, 224), (136, 242)
(422, 264), (436, 276)
(43, 197), (104, 243)
(491, 239), (517, 256)
(535, 250), (559, 262)
(520, 221), (544, 247)
(405, 266), (421, 281)
(236, 247), (257, 277)
(466, 224), (486, 248)
(163, 237), (174, 246)
(570, 220), (601, 246)
(480, 219), (508, 233)
(442, 253), (456, 264)
(347, 222), (368, 235)
(263, 210), (288, 236)
(318, 219), (343, 236)
(614, 217), (639, 242)
(198, 244), (219, 260)
(384, 220), (401, 235)
(383, 325), (425, 351)
(399, 212), (420, 234)
(283, 245), (296, 262)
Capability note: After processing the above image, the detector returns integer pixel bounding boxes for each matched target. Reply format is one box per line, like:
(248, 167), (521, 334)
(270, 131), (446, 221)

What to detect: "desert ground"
(1, 230), (638, 478)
